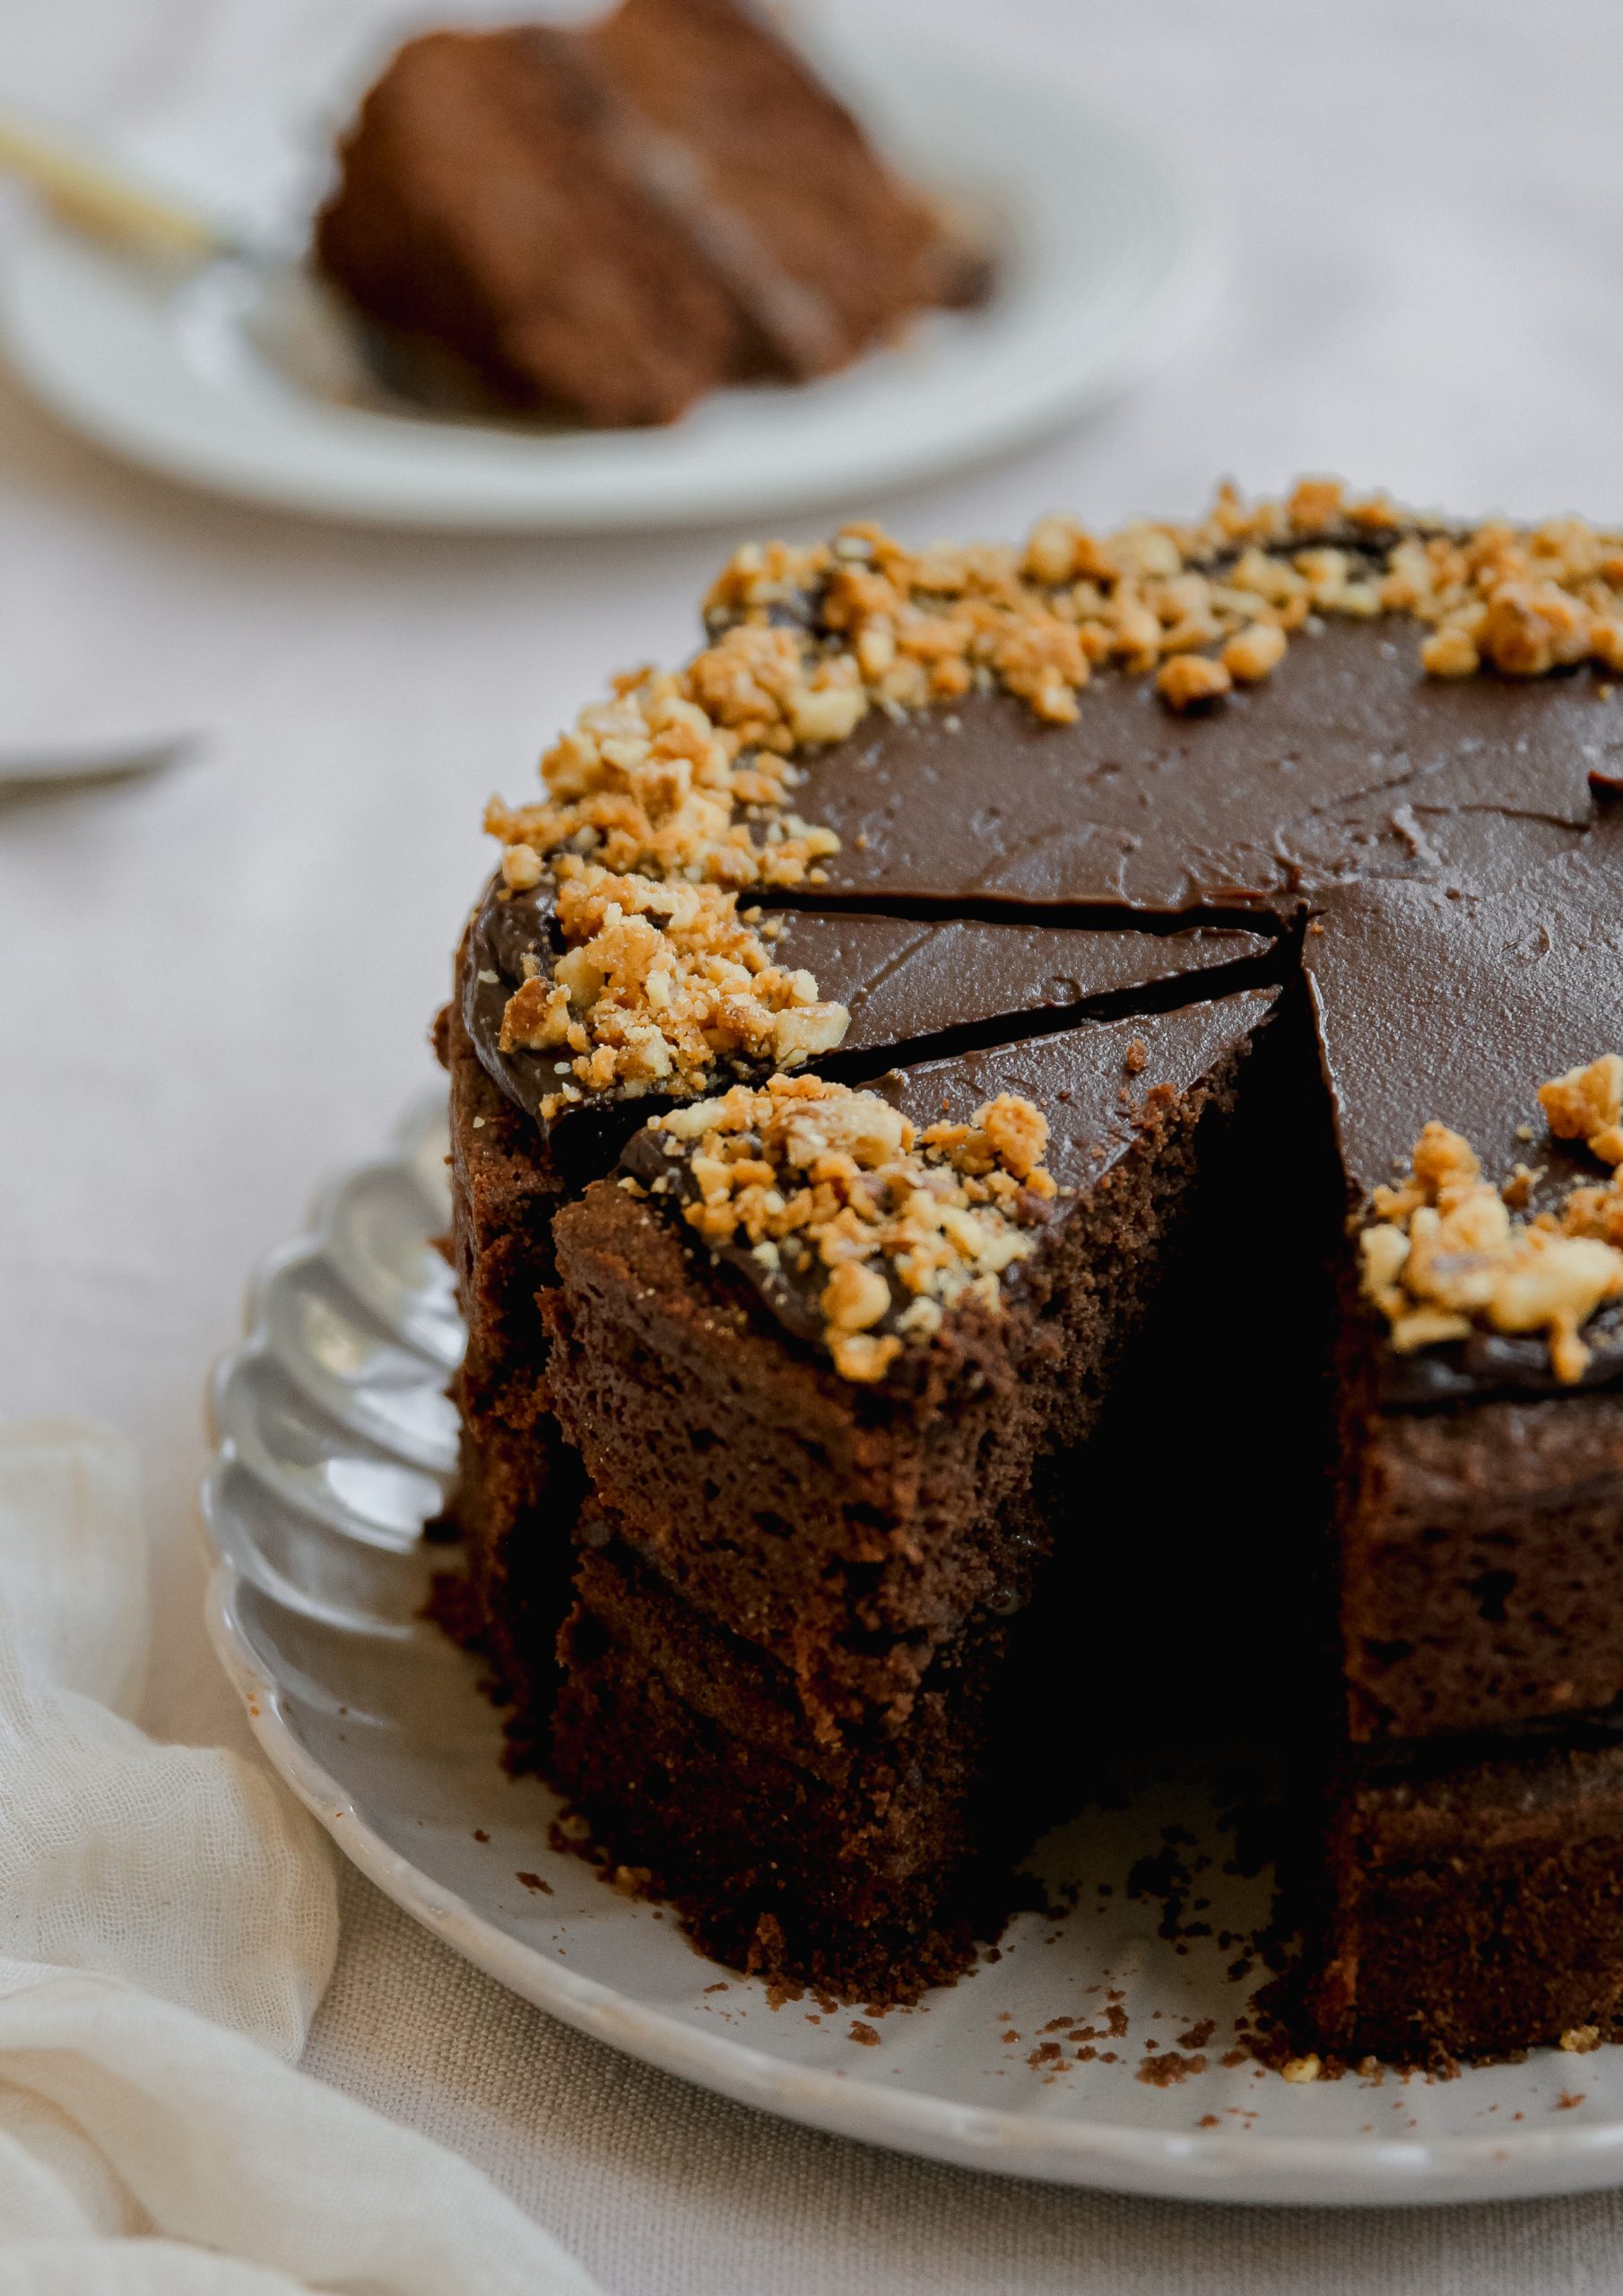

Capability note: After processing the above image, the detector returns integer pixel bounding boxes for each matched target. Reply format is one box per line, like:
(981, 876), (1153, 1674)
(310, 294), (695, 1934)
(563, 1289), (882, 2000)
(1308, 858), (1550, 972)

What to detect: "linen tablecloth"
(7, 1), (1623, 2284)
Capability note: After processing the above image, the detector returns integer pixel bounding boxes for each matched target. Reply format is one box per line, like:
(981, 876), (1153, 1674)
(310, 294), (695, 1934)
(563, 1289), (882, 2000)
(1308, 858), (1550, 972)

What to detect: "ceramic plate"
(200, 1087), (1623, 2204)
(0, 27), (1218, 531)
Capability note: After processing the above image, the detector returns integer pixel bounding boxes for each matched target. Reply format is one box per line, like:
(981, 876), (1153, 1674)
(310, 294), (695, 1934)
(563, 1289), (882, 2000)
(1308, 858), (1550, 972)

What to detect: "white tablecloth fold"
(0, 1419), (596, 2296)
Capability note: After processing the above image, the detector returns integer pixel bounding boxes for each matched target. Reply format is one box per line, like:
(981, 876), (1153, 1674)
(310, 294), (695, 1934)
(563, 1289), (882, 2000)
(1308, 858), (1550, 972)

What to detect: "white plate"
(200, 1086), (1623, 2205)
(0, 30), (1218, 532)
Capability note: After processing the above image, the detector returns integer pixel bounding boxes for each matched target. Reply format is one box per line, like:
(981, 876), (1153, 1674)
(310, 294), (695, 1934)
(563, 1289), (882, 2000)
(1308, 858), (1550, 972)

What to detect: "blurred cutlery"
(0, 733), (200, 795)
(0, 102), (239, 265)
(0, 100), (438, 412)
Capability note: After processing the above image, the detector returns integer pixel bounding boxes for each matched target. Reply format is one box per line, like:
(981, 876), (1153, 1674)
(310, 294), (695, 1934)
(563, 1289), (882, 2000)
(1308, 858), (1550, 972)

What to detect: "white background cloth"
(0, 1420), (593, 2294)
(6, 0), (1623, 2285)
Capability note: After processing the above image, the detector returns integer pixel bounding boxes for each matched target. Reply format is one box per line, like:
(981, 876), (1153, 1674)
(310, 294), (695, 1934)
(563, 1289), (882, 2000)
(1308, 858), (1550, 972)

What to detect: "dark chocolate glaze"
(463, 871), (1273, 1126)
(786, 622), (1609, 911)
(1304, 799), (1623, 1403)
(620, 989), (1279, 1363)
(465, 600), (1623, 1400)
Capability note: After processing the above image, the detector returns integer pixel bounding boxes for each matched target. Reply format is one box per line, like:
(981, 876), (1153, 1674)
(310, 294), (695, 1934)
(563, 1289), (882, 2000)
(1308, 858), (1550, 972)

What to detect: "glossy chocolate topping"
(1305, 800), (1623, 1400)
(620, 989), (1280, 1363)
(466, 598), (1623, 1403)
(788, 622), (1610, 911)
(463, 872), (1273, 1127)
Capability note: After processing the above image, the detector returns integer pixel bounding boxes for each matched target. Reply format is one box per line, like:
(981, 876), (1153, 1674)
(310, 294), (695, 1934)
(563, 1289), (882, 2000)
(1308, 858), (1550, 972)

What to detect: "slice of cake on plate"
(315, 0), (985, 426)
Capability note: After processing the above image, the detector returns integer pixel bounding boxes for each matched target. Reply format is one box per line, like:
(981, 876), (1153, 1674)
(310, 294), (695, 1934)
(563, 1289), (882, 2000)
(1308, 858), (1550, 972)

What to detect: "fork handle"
(0, 104), (227, 262)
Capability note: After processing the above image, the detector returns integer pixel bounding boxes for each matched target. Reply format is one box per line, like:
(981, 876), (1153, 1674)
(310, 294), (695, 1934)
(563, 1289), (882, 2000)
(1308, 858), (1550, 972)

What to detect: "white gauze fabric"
(0, 1419), (597, 2296)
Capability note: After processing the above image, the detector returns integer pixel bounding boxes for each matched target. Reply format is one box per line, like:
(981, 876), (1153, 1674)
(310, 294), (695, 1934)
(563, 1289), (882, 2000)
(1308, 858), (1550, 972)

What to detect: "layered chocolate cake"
(316, 0), (983, 428)
(438, 480), (1623, 2062)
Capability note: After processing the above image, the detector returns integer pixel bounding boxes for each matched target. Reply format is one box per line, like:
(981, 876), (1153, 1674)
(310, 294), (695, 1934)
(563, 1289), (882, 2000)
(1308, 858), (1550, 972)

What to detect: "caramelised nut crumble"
(635, 1074), (1061, 1382)
(497, 871), (846, 1103)
(1540, 1055), (1623, 1168)
(1359, 1063), (1623, 1382)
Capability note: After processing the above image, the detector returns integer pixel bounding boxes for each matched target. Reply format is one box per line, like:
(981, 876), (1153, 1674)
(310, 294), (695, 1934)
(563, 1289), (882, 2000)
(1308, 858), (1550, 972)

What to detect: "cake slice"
(541, 993), (1277, 1992)
(446, 901), (1273, 1745)
(315, 0), (976, 427)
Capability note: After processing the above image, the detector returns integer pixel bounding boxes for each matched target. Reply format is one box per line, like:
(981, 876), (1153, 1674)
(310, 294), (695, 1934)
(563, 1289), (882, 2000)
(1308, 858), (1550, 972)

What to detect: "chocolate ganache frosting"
(618, 992), (1277, 1367)
(463, 871), (1273, 1128)
(781, 619), (1608, 912)
(462, 496), (1623, 1407)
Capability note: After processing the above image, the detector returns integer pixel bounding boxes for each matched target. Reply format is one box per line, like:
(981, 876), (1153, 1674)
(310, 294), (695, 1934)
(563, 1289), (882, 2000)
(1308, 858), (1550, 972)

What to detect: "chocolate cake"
(438, 480), (1623, 2063)
(315, 0), (982, 428)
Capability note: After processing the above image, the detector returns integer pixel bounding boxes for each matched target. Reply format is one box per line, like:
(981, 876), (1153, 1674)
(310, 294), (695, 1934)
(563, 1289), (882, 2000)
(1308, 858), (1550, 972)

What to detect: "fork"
(0, 734), (200, 795)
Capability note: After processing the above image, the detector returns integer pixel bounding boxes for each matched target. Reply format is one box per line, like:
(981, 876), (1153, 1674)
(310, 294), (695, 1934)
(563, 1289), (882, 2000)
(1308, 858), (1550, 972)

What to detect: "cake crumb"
(516, 1871), (553, 1894)
(849, 2021), (881, 2047)
(1137, 2052), (1207, 2086)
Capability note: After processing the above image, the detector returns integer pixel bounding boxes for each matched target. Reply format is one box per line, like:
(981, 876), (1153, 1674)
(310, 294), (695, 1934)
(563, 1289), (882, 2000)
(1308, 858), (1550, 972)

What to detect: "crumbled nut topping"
(486, 484), (1623, 1114)
(497, 871), (846, 1102)
(639, 1074), (1060, 1382)
(1359, 1060), (1623, 1382)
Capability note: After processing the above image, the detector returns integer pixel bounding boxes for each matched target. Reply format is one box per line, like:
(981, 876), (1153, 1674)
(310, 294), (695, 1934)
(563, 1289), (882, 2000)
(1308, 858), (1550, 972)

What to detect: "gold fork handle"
(0, 104), (228, 262)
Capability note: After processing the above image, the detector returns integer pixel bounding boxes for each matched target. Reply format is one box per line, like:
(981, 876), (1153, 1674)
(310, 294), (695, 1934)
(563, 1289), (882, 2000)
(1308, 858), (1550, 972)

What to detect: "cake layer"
(584, 0), (974, 369)
(1338, 1385), (1623, 1739)
(440, 995), (567, 1422)
(551, 1538), (1042, 2000)
(543, 992), (1275, 1735)
(1306, 1720), (1623, 2062)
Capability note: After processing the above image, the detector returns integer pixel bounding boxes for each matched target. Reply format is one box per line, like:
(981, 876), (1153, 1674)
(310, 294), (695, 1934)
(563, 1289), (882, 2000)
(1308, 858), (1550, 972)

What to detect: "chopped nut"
(1221, 622), (1289, 683)
(1540, 1055), (1623, 1158)
(821, 1260), (891, 1334)
(1280, 2054), (1322, 2083)
(1561, 2025), (1602, 2054)
(976, 1092), (1050, 1180)
(1288, 477), (1345, 530)
(1156, 654), (1232, 710)
(500, 843), (544, 891)
(1481, 581), (1593, 675)
(1421, 625), (1480, 678)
